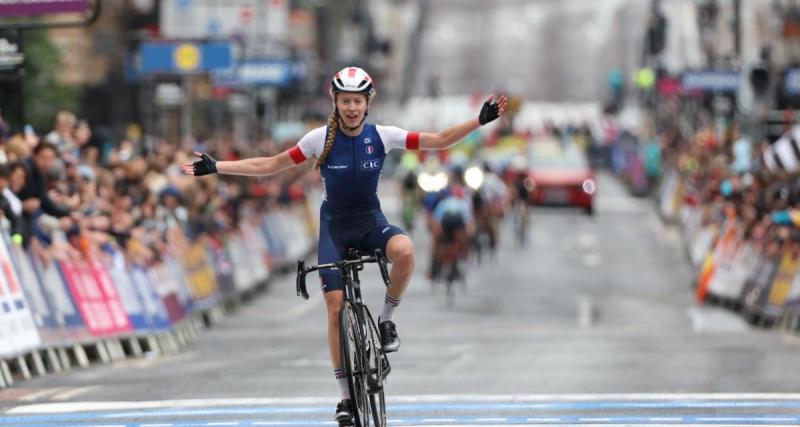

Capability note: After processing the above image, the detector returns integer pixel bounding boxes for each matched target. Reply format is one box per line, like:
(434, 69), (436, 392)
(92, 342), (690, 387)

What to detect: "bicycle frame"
(296, 249), (391, 426)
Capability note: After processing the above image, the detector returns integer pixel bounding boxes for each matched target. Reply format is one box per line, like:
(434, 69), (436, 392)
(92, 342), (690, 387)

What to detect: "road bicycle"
(297, 248), (391, 427)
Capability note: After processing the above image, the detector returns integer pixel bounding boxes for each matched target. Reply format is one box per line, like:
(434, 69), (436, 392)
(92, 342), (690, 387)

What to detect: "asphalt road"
(3, 173), (800, 426)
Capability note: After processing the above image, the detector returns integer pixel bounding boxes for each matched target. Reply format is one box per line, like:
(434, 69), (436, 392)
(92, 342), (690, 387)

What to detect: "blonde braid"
(315, 112), (338, 169)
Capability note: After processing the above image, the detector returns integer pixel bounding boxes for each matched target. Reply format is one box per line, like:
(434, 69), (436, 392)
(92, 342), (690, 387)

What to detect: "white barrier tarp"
(0, 237), (40, 357)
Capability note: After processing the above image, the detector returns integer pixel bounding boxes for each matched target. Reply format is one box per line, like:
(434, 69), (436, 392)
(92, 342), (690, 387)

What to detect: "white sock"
(381, 294), (401, 322)
(334, 368), (350, 399)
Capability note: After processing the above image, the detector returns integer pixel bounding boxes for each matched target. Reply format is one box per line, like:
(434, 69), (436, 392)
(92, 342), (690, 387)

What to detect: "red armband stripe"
(406, 132), (420, 150)
(288, 146), (307, 164)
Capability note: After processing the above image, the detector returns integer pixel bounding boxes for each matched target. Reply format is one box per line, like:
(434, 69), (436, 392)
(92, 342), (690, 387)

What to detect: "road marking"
(526, 418), (561, 423)
(50, 386), (99, 401)
(141, 424), (174, 427)
(206, 423), (240, 426)
(18, 387), (68, 402)
(11, 394), (800, 414)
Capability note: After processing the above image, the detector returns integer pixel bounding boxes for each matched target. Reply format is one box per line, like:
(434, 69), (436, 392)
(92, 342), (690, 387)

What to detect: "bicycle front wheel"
(340, 300), (370, 426)
(363, 306), (387, 427)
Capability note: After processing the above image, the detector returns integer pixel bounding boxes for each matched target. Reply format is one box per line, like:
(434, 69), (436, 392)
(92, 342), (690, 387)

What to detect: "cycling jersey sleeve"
(376, 125), (421, 151)
(288, 126), (327, 164)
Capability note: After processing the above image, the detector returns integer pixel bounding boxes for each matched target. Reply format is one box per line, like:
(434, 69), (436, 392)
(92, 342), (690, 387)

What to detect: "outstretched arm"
(180, 149), (299, 177)
(419, 95), (508, 150)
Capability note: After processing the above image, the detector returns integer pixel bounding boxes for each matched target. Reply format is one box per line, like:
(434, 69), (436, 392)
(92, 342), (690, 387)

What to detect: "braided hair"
(315, 112), (339, 169)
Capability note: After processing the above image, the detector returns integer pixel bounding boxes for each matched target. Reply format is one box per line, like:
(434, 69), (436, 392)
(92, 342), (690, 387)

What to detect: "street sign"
(0, 37), (23, 72)
(0, 0), (87, 17)
(139, 41), (232, 74)
(682, 70), (740, 93)
(212, 59), (303, 87)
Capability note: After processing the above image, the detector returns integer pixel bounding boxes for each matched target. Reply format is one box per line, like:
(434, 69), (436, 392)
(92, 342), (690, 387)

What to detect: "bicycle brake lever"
(296, 260), (309, 300)
(374, 249), (391, 288)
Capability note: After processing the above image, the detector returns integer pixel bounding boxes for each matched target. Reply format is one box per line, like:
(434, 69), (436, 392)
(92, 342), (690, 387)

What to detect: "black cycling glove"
(193, 153), (218, 176)
(478, 99), (501, 125)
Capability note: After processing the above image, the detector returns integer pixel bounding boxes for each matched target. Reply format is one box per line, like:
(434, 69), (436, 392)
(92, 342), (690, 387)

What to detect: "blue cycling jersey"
(290, 123), (419, 217)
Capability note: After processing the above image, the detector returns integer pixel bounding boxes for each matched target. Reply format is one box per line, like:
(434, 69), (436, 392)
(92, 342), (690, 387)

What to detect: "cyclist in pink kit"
(182, 66), (507, 425)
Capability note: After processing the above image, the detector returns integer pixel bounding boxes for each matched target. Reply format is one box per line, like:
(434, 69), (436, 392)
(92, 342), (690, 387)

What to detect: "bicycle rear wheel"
(363, 306), (387, 427)
(340, 300), (370, 426)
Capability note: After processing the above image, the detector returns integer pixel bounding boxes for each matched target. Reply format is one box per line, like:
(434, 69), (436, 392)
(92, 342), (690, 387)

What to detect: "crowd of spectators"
(0, 110), (315, 269)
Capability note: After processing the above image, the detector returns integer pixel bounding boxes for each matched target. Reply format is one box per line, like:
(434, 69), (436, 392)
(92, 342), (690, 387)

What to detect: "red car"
(525, 140), (596, 215)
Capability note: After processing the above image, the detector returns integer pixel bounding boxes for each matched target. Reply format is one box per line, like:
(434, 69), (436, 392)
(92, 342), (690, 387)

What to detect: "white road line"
(50, 386), (99, 401)
(10, 393), (800, 413)
(206, 423), (239, 426)
(698, 417), (799, 422)
(18, 387), (68, 402)
(648, 417), (682, 421)
(526, 418), (561, 422)
(141, 424), (174, 427)
(422, 419), (455, 423)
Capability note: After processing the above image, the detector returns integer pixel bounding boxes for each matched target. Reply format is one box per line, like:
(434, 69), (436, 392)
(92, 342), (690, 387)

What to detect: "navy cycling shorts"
(318, 207), (406, 293)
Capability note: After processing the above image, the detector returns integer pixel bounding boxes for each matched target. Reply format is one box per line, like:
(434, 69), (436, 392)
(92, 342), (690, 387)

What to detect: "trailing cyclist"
(182, 66), (507, 426)
(430, 184), (475, 284)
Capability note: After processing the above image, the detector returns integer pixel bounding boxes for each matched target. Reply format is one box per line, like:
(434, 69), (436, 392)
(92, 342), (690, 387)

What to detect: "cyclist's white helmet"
(330, 66), (375, 98)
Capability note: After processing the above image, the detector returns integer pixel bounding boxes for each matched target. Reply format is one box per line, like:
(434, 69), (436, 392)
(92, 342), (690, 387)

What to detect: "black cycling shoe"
(335, 398), (354, 426)
(379, 318), (400, 353)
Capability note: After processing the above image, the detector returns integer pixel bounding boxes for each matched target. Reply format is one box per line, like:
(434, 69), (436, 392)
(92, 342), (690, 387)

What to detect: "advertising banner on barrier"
(0, 235), (41, 357)
(227, 233), (257, 291)
(147, 262), (187, 324)
(128, 266), (172, 330)
(783, 259), (800, 312)
(206, 238), (236, 297)
(31, 254), (87, 344)
(240, 220), (270, 284)
(101, 248), (151, 330)
(58, 258), (132, 337)
(741, 250), (782, 314)
(706, 224), (742, 299)
(765, 245), (800, 317)
(180, 241), (221, 310)
(6, 237), (63, 344)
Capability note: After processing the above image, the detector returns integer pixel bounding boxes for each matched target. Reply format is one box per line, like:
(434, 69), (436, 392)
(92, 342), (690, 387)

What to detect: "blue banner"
(139, 42), (233, 74)
(212, 59), (303, 87)
(682, 70), (740, 93)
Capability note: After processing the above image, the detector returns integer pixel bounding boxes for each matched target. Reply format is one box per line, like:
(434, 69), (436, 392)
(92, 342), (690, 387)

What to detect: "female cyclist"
(181, 66), (507, 425)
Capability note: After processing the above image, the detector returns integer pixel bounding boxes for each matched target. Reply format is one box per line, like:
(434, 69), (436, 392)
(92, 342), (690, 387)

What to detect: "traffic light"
(750, 64), (770, 98)
(647, 13), (667, 55)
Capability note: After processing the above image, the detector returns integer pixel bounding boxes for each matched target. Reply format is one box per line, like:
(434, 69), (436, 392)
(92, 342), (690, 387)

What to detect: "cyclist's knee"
(388, 238), (414, 269)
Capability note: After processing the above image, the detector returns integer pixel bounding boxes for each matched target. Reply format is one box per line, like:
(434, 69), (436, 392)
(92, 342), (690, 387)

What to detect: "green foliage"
(21, 30), (79, 132)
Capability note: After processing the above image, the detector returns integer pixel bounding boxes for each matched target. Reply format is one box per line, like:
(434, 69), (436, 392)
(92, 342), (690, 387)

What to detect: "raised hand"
(180, 152), (218, 176)
(478, 95), (509, 125)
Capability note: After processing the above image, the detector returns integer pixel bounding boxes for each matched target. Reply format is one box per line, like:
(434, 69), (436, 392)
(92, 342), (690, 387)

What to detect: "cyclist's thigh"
(318, 211), (346, 293)
(360, 211), (407, 255)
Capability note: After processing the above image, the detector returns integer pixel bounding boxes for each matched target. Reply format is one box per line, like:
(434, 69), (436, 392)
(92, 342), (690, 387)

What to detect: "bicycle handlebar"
(295, 250), (392, 300)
